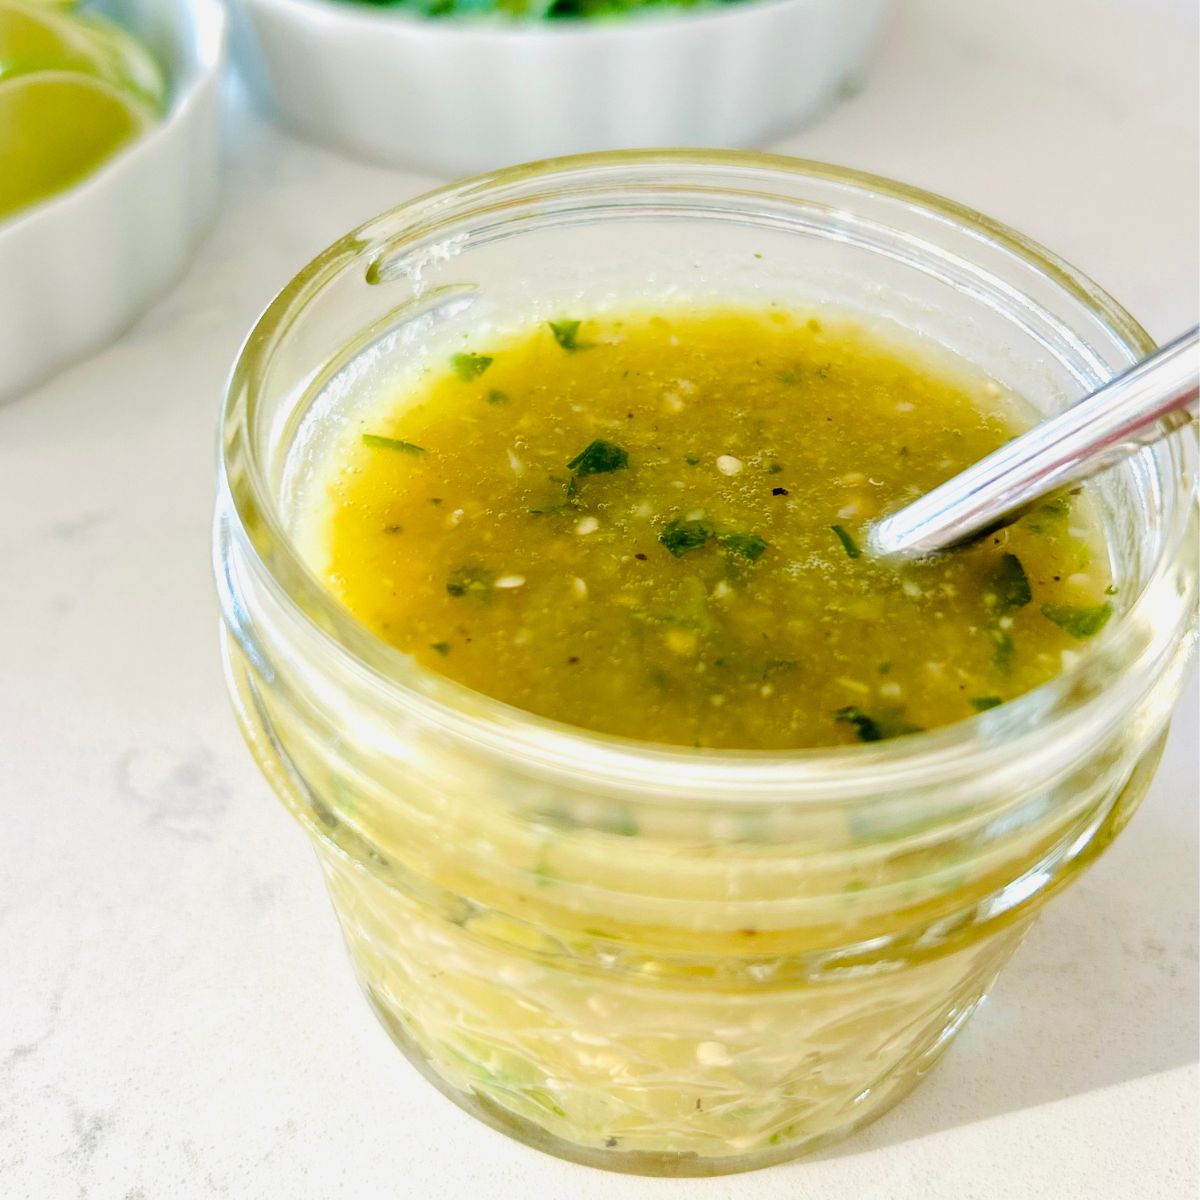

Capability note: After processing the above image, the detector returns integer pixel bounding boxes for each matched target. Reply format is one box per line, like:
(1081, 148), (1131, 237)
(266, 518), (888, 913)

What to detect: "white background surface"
(1, 1), (1196, 1196)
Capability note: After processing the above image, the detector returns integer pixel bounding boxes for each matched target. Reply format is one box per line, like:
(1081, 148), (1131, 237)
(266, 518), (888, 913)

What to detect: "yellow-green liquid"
(313, 307), (1113, 749)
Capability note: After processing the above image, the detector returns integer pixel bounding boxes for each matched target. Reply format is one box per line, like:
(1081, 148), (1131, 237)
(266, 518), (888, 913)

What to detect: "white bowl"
(231, 0), (894, 176)
(0, 0), (226, 403)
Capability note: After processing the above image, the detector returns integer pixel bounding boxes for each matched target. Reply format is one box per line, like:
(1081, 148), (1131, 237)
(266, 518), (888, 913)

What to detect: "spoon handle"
(868, 327), (1199, 558)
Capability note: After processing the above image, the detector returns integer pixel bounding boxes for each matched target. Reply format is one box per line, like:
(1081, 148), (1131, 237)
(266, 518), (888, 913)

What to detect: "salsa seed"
(836, 676), (870, 696)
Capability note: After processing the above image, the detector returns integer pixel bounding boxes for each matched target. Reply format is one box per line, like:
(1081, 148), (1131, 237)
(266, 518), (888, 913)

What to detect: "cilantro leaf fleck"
(717, 530), (768, 561)
(445, 564), (491, 598)
(451, 352), (493, 381)
(566, 439), (628, 477)
(970, 696), (1003, 712)
(987, 625), (1015, 672)
(659, 518), (712, 557)
(986, 553), (1031, 611)
(1040, 602), (1113, 639)
(835, 705), (882, 742)
(362, 434), (424, 454)
(548, 319), (583, 351)
(836, 705), (925, 741)
(831, 524), (861, 559)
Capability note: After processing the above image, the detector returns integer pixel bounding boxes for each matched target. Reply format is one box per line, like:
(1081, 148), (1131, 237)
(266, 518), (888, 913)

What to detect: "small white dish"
(231, 0), (894, 176)
(0, 0), (226, 403)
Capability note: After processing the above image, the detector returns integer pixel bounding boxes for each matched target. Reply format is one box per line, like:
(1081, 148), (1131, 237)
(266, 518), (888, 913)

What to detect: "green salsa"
(310, 307), (1113, 749)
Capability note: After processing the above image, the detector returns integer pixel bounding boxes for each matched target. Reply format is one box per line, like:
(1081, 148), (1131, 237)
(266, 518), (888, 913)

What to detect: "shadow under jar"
(213, 152), (1198, 1176)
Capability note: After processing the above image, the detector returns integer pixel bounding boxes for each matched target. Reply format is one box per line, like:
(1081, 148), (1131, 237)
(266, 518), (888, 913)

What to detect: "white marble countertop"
(2, 0), (1196, 1196)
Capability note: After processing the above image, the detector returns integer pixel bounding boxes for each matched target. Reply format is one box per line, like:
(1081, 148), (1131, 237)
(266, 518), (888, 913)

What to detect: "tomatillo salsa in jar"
(214, 153), (1198, 1175)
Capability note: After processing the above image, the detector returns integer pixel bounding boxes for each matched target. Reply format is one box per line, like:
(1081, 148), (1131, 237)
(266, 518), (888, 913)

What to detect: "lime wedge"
(0, 70), (155, 219)
(0, 0), (164, 109)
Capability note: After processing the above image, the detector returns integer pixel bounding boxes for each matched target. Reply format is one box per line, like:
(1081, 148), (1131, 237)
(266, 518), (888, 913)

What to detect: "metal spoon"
(867, 327), (1199, 558)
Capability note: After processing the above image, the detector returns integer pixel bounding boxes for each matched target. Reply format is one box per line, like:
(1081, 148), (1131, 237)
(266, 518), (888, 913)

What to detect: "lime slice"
(0, 70), (155, 219)
(0, 0), (164, 109)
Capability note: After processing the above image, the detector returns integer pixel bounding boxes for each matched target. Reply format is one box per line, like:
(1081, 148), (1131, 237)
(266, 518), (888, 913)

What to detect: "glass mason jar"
(213, 152), (1198, 1176)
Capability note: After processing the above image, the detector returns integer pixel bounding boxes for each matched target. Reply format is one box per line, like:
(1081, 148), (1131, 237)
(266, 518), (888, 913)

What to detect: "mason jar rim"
(218, 149), (1197, 802)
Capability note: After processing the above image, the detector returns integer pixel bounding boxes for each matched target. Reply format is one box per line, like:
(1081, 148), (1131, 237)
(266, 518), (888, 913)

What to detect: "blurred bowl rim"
(243, 0), (840, 42)
(0, 0), (227, 241)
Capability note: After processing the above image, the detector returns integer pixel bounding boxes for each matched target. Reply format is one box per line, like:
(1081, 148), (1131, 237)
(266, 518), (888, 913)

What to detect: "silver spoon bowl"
(867, 327), (1199, 559)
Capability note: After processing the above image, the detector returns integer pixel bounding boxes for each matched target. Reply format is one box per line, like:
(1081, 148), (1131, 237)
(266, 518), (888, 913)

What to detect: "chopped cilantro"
(656, 520), (767, 561)
(548, 319), (583, 350)
(987, 625), (1015, 672)
(1040, 602), (1113, 639)
(776, 369), (799, 385)
(835, 706), (925, 742)
(765, 461), (783, 474)
(362, 433), (424, 454)
(831, 524), (861, 559)
(877, 661), (892, 675)
(987, 553), (1032, 611)
(970, 696), (1003, 711)
(451, 352), (492, 380)
(659, 518), (712, 557)
(566, 439), (628, 477)
(717, 530), (768, 561)
(836, 706), (925, 742)
(684, 454), (700, 466)
(835, 705), (882, 742)
(430, 641), (451, 656)
(485, 389), (509, 405)
(761, 658), (798, 677)
(445, 564), (491, 597)
(1104, 584), (1119, 596)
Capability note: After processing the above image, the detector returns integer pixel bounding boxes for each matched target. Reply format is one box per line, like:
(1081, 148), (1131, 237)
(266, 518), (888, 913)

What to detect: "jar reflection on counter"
(214, 153), (1198, 1175)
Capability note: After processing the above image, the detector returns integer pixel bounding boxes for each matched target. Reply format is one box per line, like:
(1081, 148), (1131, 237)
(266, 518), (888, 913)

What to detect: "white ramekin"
(0, 0), (226, 403)
(230, 0), (895, 176)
